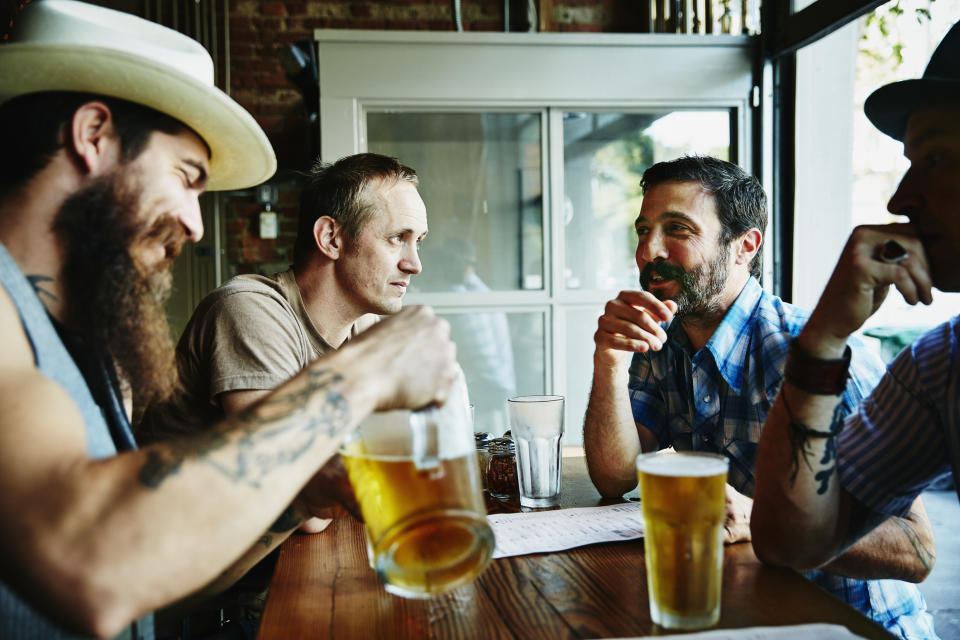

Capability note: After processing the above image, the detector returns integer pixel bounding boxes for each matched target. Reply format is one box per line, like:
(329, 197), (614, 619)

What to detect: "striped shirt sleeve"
(838, 319), (957, 518)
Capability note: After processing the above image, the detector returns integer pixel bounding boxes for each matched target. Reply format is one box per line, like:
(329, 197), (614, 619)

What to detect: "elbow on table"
(752, 536), (832, 572)
(899, 533), (936, 584)
(751, 516), (834, 572)
(751, 521), (788, 568)
(902, 558), (934, 584)
(583, 451), (637, 498)
(586, 467), (636, 498)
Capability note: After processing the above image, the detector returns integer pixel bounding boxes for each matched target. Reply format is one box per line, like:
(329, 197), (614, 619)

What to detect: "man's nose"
(400, 245), (422, 274)
(179, 195), (204, 242)
(887, 168), (922, 219)
(636, 230), (667, 265)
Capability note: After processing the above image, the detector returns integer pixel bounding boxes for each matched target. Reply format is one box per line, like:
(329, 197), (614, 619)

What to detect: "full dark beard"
(53, 172), (186, 422)
(639, 243), (730, 322)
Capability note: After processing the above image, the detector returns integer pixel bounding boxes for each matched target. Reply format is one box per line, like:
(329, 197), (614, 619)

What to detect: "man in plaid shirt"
(583, 156), (937, 638)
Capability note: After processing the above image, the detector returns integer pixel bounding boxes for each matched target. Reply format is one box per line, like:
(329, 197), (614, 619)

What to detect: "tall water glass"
(507, 395), (564, 508)
(636, 451), (728, 630)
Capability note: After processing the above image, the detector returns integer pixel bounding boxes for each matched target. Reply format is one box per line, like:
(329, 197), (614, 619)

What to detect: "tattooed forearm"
(784, 389), (845, 495)
(138, 425), (230, 488)
(893, 515), (936, 572)
(258, 534), (273, 548)
(139, 449), (184, 489)
(137, 368), (351, 490)
(239, 368), (350, 439)
(26, 274), (56, 302)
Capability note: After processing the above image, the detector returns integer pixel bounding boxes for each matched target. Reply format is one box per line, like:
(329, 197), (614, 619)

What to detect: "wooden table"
(258, 454), (893, 639)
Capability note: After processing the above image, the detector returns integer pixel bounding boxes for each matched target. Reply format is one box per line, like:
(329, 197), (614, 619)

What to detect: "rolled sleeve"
(628, 352), (668, 444)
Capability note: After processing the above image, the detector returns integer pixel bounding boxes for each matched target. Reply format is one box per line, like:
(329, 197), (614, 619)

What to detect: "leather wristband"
(785, 338), (851, 396)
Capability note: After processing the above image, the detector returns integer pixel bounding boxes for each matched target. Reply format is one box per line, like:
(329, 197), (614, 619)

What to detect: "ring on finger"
(877, 239), (908, 264)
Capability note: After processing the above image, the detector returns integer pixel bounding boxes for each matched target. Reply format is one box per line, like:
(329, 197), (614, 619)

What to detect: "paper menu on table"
(488, 502), (644, 559)
(606, 623), (868, 639)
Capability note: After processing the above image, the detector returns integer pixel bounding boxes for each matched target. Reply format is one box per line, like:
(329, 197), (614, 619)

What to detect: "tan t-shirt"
(140, 268), (374, 441)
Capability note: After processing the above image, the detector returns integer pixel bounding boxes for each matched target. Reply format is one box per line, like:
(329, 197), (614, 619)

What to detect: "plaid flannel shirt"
(627, 277), (936, 639)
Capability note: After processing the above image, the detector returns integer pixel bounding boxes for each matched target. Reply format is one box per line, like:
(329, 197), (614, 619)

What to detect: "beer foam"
(636, 453), (728, 477)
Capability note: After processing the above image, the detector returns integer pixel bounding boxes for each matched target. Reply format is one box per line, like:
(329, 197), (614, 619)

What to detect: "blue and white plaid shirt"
(628, 277), (937, 639)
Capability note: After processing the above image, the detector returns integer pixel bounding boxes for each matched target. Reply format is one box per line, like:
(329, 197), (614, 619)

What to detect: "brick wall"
(223, 0), (635, 275)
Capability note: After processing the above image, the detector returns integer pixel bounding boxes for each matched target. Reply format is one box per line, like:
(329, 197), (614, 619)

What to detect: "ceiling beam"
(763, 0), (886, 59)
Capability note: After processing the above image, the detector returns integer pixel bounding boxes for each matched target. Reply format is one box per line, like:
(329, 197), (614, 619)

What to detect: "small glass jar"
(474, 432), (493, 490)
(486, 437), (519, 500)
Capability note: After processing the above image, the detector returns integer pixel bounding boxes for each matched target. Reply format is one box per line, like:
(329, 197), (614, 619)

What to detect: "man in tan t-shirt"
(139, 153), (428, 604)
(144, 153), (426, 441)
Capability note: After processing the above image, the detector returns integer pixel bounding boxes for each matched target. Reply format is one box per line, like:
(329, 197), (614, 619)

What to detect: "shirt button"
(700, 434), (710, 442)
(703, 396), (710, 403)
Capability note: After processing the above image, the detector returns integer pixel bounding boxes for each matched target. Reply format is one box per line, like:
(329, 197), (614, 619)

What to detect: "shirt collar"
(668, 277), (764, 395)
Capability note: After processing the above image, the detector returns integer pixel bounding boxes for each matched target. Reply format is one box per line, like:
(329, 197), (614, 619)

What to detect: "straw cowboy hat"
(865, 20), (960, 142)
(0, 0), (276, 191)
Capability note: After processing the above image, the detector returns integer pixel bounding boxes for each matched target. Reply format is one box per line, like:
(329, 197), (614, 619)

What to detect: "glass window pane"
(562, 110), (731, 292)
(367, 111), (543, 293)
(564, 306), (604, 446)
(793, 6), (960, 362)
(855, 10), (960, 353)
(439, 310), (545, 436)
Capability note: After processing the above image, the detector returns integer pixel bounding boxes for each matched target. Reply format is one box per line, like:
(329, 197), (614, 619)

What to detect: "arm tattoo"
(892, 513), (936, 572)
(258, 534), (273, 549)
(784, 389), (845, 495)
(138, 368), (350, 489)
(26, 274), (56, 303)
(813, 435), (838, 495)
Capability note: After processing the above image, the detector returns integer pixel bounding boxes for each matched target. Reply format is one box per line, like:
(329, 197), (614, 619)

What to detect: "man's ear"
(69, 101), (121, 176)
(734, 228), (762, 266)
(314, 216), (344, 259)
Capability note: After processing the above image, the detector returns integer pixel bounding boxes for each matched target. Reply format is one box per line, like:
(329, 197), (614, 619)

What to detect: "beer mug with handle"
(340, 373), (495, 598)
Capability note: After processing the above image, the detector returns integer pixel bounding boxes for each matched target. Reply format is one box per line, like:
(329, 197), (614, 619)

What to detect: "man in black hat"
(752, 22), (960, 572)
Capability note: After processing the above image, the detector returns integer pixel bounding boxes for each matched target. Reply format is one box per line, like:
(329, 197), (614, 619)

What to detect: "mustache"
(140, 215), (188, 262)
(640, 260), (689, 286)
(134, 215), (188, 269)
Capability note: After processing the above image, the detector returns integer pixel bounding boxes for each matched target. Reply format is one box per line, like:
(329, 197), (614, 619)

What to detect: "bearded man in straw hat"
(0, 2), (457, 639)
(753, 21), (960, 574)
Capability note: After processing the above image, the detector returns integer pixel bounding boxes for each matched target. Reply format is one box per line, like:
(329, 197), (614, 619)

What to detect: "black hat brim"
(865, 77), (960, 141)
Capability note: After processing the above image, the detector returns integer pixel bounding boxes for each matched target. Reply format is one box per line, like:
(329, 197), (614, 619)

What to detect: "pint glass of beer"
(636, 451), (728, 630)
(340, 375), (494, 598)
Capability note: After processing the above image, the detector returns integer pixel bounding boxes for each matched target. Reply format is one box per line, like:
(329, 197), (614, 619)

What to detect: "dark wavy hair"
(641, 156), (767, 280)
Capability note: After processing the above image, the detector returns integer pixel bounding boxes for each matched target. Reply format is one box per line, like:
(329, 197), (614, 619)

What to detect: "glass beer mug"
(339, 374), (495, 598)
(637, 451), (729, 630)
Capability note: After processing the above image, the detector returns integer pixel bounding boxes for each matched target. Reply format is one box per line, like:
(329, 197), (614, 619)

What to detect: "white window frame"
(315, 29), (756, 443)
